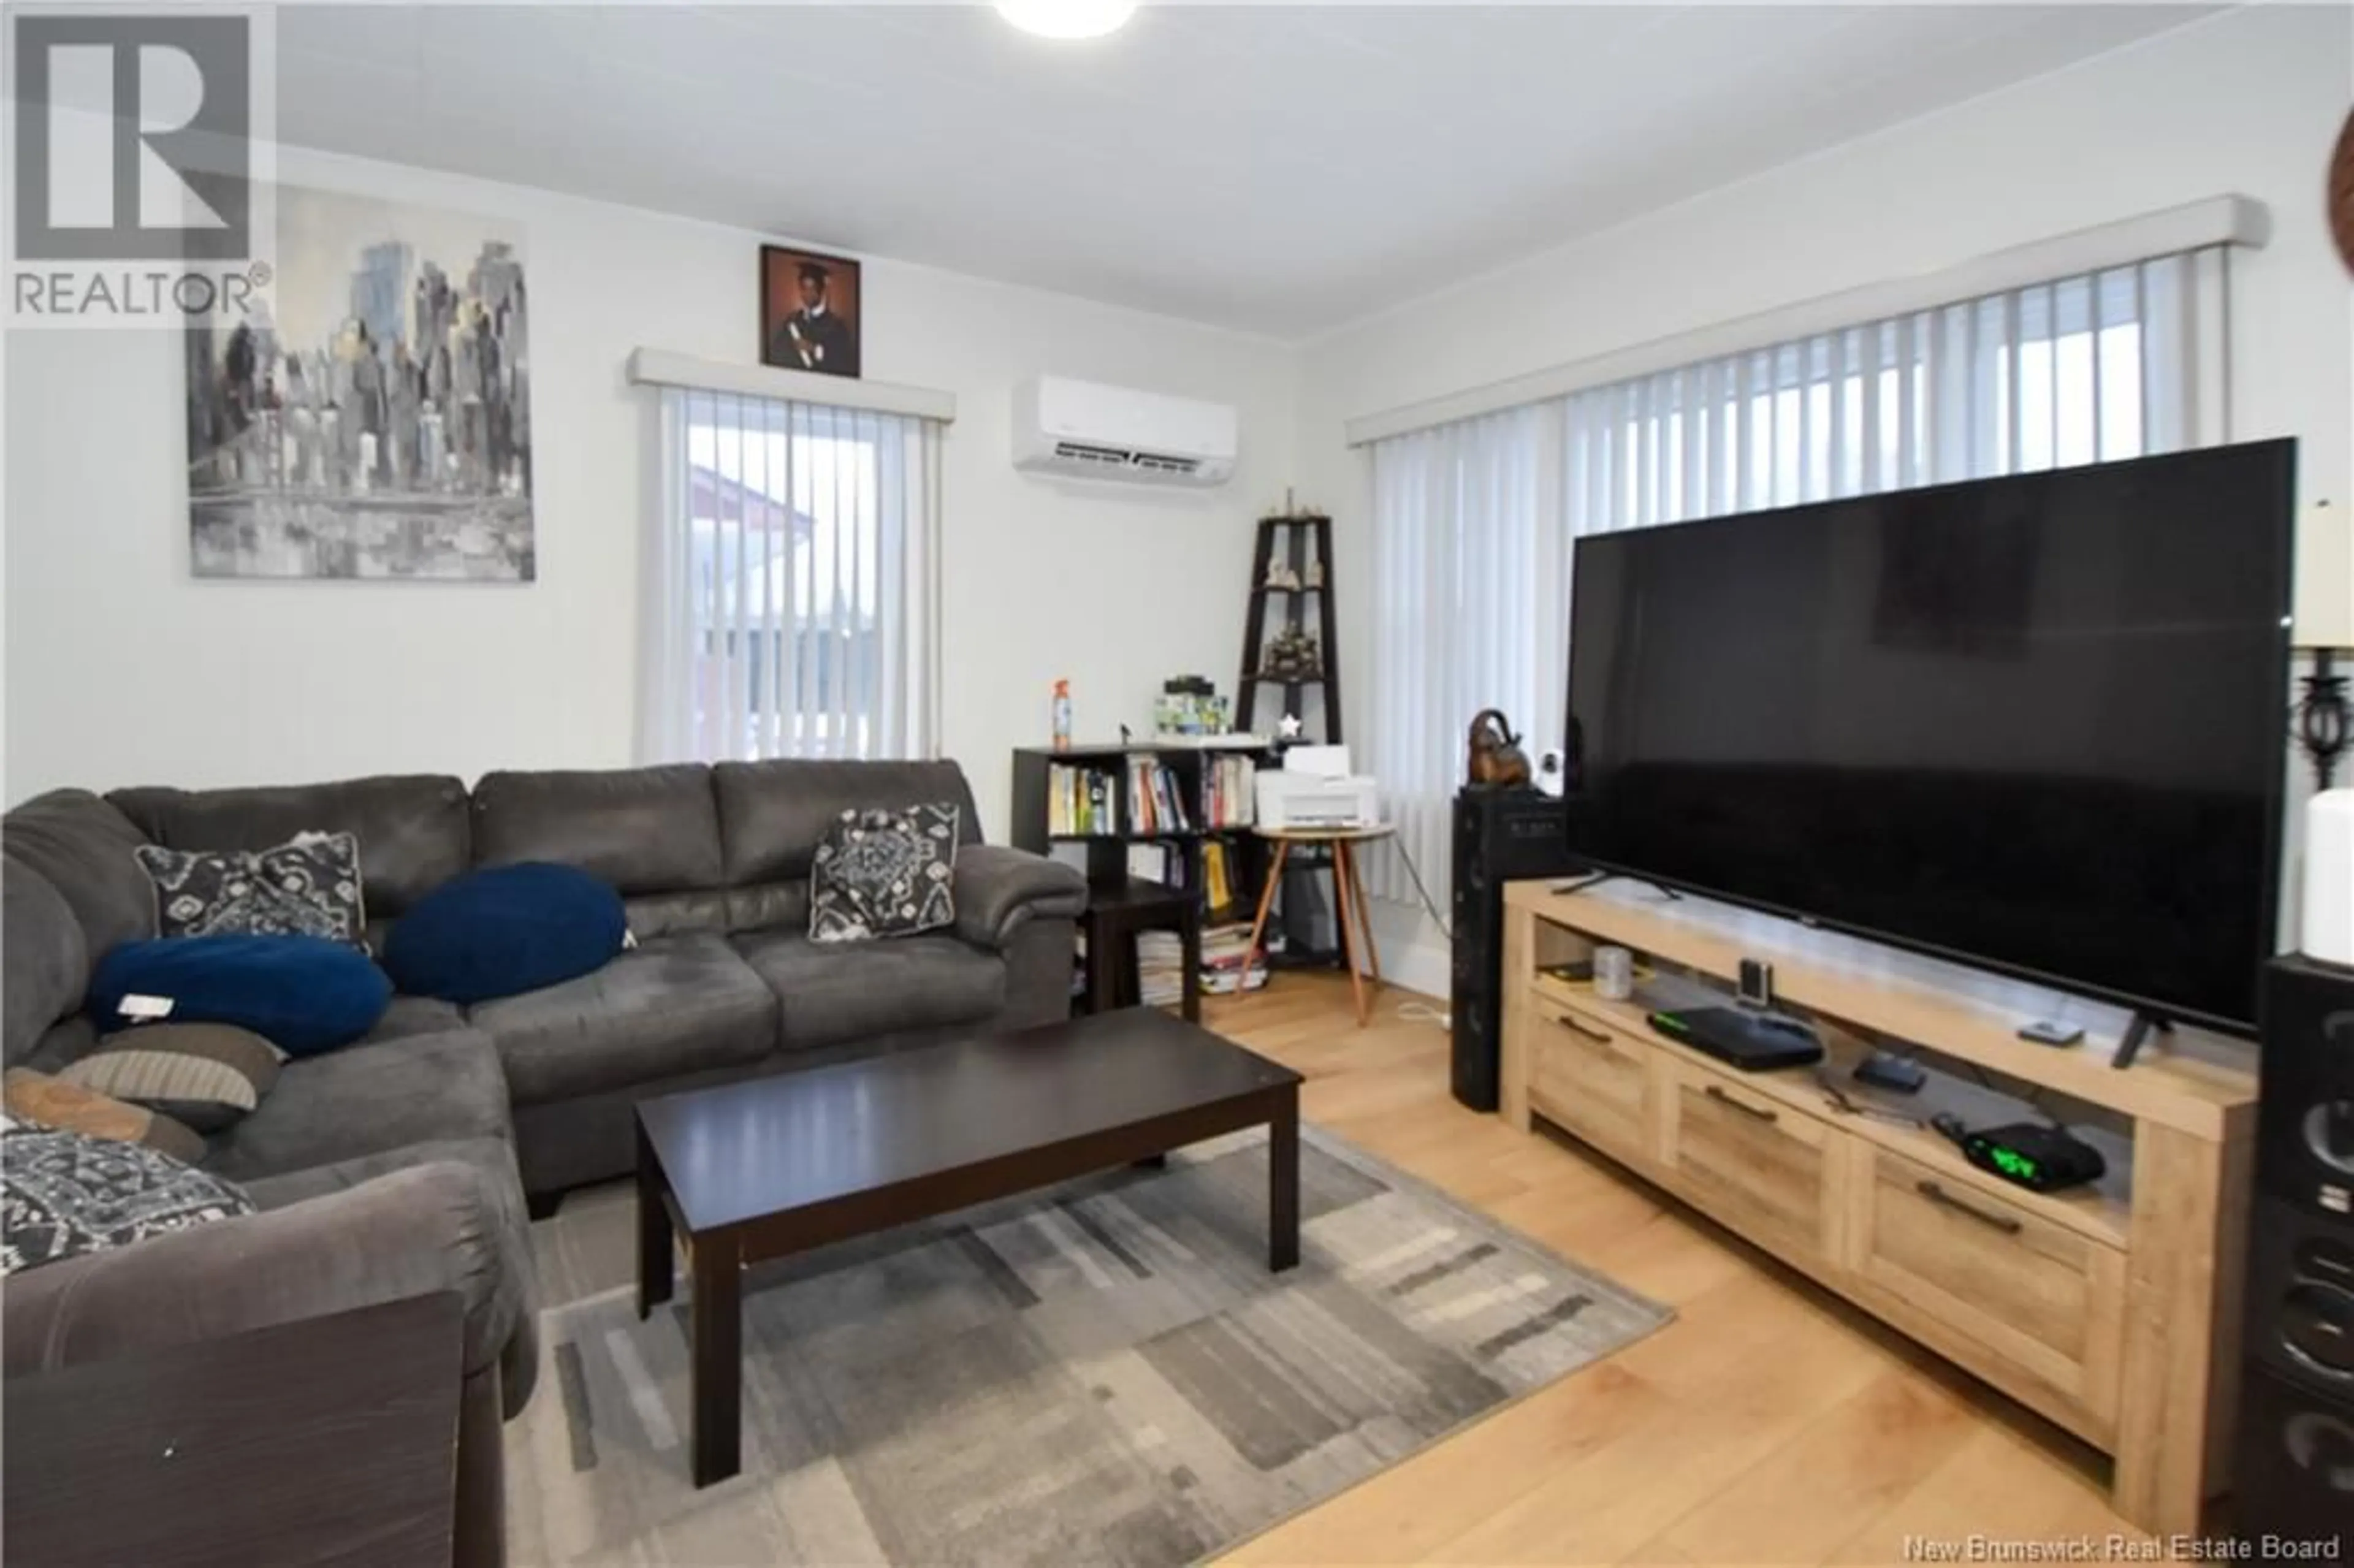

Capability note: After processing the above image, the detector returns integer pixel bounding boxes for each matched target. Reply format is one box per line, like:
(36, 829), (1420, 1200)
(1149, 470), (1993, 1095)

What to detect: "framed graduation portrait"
(760, 246), (862, 379)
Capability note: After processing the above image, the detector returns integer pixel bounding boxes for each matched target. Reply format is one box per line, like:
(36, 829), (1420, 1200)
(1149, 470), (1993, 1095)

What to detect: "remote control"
(2017, 1019), (2084, 1047)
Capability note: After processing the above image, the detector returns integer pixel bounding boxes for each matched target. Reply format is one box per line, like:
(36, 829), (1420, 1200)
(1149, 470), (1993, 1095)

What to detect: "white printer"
(1254, 745), (1380, 831)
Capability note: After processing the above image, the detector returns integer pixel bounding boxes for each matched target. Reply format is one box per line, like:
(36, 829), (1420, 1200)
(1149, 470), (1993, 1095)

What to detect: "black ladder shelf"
(1238, 512), (1341, 744)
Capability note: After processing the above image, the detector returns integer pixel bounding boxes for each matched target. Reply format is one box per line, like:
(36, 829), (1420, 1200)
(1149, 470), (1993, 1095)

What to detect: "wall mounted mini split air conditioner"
(1011, 375), (1238, 487)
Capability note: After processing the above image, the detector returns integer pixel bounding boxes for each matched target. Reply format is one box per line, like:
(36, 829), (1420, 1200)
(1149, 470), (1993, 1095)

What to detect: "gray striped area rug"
(508, 1124), (1670, 1567)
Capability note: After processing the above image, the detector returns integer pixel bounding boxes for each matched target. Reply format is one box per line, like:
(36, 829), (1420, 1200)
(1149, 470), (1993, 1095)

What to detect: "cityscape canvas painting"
(185, 187), (533, 580)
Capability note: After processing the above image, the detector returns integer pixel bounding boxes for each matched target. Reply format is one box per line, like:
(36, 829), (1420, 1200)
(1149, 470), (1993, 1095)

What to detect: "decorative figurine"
(1260, 626), (1322, 680)
(1466, 709), (1533, 788)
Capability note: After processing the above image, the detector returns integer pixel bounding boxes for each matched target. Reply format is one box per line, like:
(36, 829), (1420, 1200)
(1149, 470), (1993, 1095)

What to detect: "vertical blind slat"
(2044, 282), (2061, 470)
(2090, 275), (2108, 461)
(1732, 352), (1753, 513)
(2004, 290), (2024, 474)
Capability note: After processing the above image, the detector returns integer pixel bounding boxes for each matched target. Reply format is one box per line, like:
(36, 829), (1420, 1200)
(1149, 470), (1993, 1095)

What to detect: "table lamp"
(2297, 498), (2353, 965)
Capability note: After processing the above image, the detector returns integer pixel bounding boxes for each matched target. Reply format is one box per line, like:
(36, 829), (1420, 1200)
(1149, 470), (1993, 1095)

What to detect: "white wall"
(1293, 5), (2354, 997)
(3, 144), (1297, 840)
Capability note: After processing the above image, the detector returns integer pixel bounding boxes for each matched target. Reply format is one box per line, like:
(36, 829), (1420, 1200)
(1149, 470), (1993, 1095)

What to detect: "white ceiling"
(274, 4), (2216, 339)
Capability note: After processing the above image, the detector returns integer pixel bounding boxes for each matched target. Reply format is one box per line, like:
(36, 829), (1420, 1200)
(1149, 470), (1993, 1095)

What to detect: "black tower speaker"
(1450, 788), (1577, 1111)
(2236, 956), (2354, 1558)
(2256, 956), (2354, 1220)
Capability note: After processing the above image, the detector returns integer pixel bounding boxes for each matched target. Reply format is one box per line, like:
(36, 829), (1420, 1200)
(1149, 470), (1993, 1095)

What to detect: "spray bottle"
(1050, 679), (1073, 752)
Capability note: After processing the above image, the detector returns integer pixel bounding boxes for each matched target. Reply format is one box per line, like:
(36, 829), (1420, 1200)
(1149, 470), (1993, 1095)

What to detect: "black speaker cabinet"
(2233, 1364), (2353, 1559)
(2235, 957), (2354, 1558)
(2259, 956), (2354, 1221)
(1450, 788), (1577, 1111)
(2245, 1195), (2354, 1395)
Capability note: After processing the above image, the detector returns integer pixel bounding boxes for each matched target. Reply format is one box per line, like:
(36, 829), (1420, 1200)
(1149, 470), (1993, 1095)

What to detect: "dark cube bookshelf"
(1011, 743), (1274, 904)
(1010, 743), (1347, 972)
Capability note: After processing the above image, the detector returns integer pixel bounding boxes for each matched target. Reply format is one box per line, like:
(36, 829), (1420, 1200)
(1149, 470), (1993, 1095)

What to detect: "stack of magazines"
(1131, 922), (1277, 1005)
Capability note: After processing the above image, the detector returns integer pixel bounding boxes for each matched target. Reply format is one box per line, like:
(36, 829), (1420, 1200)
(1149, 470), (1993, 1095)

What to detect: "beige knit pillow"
(58, 1024), (283, 1135)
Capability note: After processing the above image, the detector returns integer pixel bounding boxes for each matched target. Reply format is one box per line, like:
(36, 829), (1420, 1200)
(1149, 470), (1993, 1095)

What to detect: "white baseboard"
(1363, 902), (1449, 1008)
(1377, 938), (1450, 1006)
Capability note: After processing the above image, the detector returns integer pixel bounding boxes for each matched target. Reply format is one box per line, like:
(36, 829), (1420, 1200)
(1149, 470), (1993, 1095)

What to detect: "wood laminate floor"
(1203, 973), (2156, 1568)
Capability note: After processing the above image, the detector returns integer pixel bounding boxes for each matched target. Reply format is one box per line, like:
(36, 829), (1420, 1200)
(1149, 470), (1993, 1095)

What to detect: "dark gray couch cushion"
(715, 759), (982, 932)
(4, 856), (87, 1067)
(203, 1026), (511, 1185)
(608, 889), (733, 940)
(732, 929), (1004, 1052)
(468, 933), (775, 1106)
(370, 994), (468, 1042)
(243, 1133), (514, 1214)
(471, 766), (727, 937)
(2, 790), (155, 961)
(109, 775), (470, 919)
(240, 1136), (537, 1410)
(727, 880), (808, 935)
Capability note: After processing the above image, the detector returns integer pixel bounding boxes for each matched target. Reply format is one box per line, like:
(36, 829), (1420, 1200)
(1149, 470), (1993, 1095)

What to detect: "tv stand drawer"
(1658, 1057), (1839, 1271)
(1527, 999), (1650, 1165)
(1848, 1147), (2126, 1431)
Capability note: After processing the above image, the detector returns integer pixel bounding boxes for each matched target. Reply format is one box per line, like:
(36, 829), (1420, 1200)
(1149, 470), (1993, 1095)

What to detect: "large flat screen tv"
(1564, 438), (2295, 1035)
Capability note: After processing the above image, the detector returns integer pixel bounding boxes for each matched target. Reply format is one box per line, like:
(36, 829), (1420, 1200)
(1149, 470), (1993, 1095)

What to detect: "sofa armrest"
(3, 1160), (531, 1410)
(953, 845), (1087, 950)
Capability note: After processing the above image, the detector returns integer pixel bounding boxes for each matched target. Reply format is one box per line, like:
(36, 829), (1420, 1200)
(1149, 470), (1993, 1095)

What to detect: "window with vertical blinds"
(640, 389), (943, 763)
(1367, 246), (2229, 909)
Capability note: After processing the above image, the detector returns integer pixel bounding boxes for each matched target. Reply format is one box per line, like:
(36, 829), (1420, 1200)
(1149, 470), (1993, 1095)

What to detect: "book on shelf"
(1203, 921), (1280, 962)
(1046, 763), (1116, 835)
(1126, 842), (1181, 885)
(1135, 931), (1187, 1007)
(1202, 839), (1235, 917)
(1122, 753), (1192, 836)
(1202, 754), (1257, 830)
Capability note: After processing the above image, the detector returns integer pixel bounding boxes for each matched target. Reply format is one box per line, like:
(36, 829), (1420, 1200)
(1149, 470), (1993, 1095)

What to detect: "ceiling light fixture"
(994, 0), (1136, 41)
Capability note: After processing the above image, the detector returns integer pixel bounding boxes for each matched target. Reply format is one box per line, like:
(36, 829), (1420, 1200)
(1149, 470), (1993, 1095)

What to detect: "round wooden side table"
(1243, 823), (1395, 1026)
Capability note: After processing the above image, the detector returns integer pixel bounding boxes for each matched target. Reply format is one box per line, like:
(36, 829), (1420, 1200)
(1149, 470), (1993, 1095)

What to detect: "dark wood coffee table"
(634, 1006), (1305, 1486)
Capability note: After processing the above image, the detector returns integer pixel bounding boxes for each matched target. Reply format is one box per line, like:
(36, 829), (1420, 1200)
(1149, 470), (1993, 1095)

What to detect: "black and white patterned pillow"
(809, 804), (959, 944)
(135, 831), (367, 947)
(1, 1113), (254, 1274)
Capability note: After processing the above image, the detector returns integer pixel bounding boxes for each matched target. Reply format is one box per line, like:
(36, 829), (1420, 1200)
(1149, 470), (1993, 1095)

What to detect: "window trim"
(627, 348), (956, 425)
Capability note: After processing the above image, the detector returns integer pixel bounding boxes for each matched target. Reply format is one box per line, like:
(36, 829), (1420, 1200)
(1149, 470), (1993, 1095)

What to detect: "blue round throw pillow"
(88, 935), (391, 1058)
(383, 862), (627, 1005)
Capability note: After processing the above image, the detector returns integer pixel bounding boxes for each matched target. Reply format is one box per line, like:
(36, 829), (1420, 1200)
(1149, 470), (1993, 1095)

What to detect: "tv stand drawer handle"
(1916, 1181), (2024, 1236)
(1547, 1011), (1614, 1046)
(1702, 1084), (1778, 1124)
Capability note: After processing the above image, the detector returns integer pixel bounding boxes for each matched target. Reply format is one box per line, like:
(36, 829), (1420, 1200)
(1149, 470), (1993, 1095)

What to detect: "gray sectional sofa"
(0, 756), (1086, 1568)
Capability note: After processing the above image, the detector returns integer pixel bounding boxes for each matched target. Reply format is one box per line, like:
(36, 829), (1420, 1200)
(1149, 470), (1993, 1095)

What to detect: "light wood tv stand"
(1499, 880), (2257, 1536)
